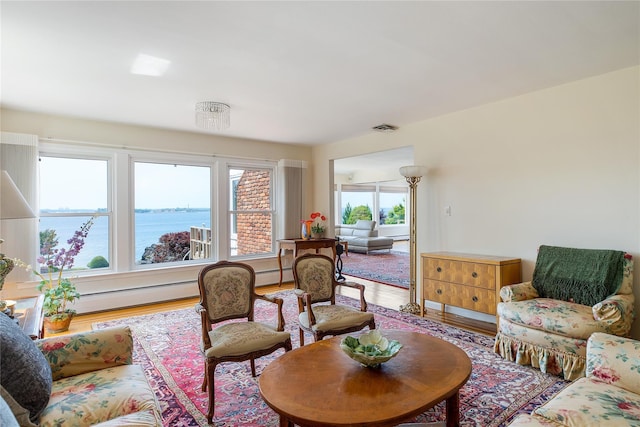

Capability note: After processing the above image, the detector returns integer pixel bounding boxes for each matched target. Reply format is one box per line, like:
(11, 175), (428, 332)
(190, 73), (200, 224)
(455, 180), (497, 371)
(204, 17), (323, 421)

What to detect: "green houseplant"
(15, 216), (96, 333)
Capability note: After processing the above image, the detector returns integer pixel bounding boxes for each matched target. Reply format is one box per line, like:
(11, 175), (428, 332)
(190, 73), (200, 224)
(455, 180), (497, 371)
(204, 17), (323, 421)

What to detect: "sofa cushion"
(354, 219), (375, 231)
(587, 333), (640, 395)
(533, 377), (640, 426)
(39, 365), (161, 427)
(36, 326), (133, 381)
(337, 228), (355, 237)
(0, 313), (52, 423)
(91, 410), (161, 426)
(353, 229), (374, 237)
(497, 298), (609, 340)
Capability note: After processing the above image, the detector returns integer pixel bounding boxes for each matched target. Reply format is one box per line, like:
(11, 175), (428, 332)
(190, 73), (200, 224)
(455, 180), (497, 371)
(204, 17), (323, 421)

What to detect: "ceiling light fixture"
(195, 102), (231, 130)
(130, 53), (171, 77)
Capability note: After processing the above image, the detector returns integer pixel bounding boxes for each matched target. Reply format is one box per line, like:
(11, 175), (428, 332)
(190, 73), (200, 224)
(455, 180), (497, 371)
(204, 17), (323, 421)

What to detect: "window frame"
(36, 143), (280, 278)
(129, 153), (216, 270)
(225, 161), (277, 260)
(37, 148), (114, 276)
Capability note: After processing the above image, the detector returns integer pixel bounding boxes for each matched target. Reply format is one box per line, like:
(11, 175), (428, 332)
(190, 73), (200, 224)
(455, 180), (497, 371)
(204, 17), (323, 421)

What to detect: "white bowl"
(340, 331), (402, 368)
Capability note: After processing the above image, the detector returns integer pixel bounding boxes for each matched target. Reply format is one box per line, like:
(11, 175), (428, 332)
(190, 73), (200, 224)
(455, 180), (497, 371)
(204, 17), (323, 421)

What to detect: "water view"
(39, 210), (211, 267)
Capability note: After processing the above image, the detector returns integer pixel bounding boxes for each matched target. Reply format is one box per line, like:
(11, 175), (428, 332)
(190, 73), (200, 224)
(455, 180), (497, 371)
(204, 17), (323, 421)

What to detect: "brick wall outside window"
(236, 170), (272, 255)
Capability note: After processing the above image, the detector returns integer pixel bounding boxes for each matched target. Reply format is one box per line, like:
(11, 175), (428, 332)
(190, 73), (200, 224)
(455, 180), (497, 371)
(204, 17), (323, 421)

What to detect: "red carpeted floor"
(95, 291), (567, 426)
(340, 246), (409, 288)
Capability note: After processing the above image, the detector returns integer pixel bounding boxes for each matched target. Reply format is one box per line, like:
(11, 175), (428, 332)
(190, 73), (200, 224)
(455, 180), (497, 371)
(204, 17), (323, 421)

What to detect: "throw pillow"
(0, 313), (52, 423)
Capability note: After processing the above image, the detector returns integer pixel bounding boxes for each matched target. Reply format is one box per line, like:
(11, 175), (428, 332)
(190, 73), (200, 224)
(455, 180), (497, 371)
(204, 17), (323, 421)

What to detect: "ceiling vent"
(372, 123), (398, 133)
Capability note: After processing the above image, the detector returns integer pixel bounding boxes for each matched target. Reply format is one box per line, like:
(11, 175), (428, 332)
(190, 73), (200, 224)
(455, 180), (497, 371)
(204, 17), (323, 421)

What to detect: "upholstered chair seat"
(293, 253), (375, 345)
(204, 322), (290, 358)
(297, 304), (376, 333)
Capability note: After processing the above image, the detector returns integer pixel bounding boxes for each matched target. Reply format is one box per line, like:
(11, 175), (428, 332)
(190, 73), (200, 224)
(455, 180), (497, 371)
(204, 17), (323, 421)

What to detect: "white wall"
(314, 66), (640, 338)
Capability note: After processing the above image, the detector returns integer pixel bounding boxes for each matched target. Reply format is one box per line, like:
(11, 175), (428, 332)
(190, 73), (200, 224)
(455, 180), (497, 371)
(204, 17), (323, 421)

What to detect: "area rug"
(340, 249), (410, 288)
(94, 292), (568, 426)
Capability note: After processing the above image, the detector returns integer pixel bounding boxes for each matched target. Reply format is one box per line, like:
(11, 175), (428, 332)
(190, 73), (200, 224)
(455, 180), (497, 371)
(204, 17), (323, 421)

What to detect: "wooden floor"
(52, 276), (497, 338)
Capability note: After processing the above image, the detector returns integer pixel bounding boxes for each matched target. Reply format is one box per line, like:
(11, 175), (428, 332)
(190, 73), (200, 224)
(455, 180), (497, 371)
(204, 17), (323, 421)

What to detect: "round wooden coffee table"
(259, 330), (472, 427)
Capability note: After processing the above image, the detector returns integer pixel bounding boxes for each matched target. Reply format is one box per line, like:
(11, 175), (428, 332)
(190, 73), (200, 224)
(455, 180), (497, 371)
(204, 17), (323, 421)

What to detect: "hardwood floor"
(50, 276), (497, 338)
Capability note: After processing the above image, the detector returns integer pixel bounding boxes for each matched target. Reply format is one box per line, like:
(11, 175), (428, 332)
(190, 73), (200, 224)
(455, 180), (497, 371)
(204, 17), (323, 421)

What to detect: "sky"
(40, 157), (211, 210)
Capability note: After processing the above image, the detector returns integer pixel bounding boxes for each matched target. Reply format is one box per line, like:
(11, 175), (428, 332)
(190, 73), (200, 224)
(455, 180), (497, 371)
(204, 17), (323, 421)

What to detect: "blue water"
(39, 210), (211, 267)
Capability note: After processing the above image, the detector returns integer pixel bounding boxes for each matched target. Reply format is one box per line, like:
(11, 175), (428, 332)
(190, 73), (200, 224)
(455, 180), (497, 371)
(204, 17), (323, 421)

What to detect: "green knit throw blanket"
(532, 245), (624, 306)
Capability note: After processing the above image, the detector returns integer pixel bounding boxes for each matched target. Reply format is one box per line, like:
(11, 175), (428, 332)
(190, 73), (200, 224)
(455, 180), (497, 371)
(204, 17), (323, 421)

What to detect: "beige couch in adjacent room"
(335, 220), (394, 254)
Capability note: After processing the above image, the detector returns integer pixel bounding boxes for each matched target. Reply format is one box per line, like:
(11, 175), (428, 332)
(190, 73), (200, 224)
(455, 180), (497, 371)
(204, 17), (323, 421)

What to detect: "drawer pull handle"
(472, 296), (479, 302)
(436, 289), (443, 295)
(436, 267), (442, 273)
(472, 272), (478, 278)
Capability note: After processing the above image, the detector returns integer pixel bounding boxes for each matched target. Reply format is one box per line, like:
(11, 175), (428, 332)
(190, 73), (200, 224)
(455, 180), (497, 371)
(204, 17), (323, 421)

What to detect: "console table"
(277, 238), (338, 286)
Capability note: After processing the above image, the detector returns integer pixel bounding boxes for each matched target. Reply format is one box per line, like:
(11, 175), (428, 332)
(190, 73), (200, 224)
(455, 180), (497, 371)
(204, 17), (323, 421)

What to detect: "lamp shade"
(399, 165), (427, 178)
(0, 170), (35, 219)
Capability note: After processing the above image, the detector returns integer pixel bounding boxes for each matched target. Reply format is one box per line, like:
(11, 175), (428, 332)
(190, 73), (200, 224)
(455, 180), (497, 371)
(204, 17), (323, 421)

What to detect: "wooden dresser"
(420, 252), (521, 317)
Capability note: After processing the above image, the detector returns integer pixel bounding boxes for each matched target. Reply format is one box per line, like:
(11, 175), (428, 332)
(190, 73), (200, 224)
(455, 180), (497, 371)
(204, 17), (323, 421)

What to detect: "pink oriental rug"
(341, 250), (410, 288)
(94, 292), (567, 426)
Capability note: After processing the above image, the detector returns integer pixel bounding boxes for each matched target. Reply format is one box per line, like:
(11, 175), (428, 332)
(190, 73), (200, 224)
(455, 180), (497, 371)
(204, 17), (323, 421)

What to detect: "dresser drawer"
(423, 279), (497, 314)
(423, 258), (496, 290)
(420, 252), (521, 317)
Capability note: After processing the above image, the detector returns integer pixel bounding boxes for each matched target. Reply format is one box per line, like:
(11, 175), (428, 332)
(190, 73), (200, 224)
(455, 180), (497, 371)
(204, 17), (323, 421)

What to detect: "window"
(36, 144), (277, 281)
(229, 166), (273, 257)
(39, 156), (110, 272)
(379, 186), (407, 225)
(340, 185), (375, 224)
(134, 161), (211, 265)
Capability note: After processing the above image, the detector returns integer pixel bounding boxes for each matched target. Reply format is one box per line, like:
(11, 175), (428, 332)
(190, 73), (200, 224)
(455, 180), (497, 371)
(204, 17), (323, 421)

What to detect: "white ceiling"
(1, 1), (638, 146)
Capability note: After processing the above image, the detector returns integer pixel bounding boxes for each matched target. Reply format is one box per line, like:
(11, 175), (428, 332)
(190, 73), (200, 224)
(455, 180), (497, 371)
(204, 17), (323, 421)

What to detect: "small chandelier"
(195, 101), (230, 130)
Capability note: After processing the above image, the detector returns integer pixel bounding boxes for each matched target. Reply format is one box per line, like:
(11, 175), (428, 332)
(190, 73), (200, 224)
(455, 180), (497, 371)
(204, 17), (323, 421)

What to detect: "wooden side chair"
(292, 253), (376, 345)
(195, 261), (292, 423)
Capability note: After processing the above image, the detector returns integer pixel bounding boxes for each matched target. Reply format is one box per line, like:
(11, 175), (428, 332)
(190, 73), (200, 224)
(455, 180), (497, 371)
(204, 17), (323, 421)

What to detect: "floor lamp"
(398, 165), (427, 315)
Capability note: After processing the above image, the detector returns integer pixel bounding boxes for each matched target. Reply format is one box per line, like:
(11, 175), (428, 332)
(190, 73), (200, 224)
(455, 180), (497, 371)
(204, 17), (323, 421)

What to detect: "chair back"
(197, 261), (255, 324)
(293, 253), (336, 304)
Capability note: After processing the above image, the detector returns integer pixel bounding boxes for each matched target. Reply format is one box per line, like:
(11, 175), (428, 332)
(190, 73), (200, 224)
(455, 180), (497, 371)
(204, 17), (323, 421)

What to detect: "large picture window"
(134, 161), (211, 265)
(336, 184), (408, 226)
(39, 156), (110, 273)
(35, 144), (277, 283)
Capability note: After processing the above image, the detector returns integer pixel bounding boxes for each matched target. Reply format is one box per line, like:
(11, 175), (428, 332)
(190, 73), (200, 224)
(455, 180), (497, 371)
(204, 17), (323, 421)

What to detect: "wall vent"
(372, 123), (398, 132)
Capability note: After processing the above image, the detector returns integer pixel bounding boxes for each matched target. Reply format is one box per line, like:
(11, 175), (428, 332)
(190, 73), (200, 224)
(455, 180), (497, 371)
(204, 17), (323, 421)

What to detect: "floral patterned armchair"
(494, 246), (634, 381)
(508, 332), (640, 426)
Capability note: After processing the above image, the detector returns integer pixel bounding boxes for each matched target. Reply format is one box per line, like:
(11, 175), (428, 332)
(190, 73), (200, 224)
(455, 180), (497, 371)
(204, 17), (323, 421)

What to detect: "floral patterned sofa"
(494, 246), (634, 381)
(507, 332), (640, 426)
(0, 320), (162, 427)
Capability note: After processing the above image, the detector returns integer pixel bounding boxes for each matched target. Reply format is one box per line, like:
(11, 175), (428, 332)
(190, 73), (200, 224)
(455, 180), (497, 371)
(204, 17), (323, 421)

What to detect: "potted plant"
(15, 216), (96, 333)
(309, 212), (327, 239)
